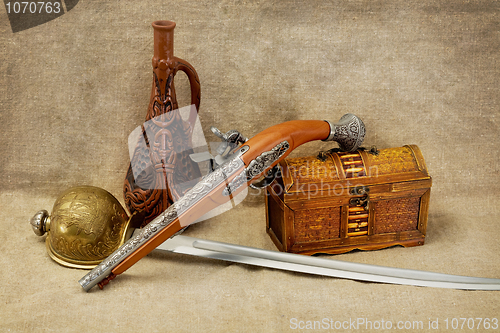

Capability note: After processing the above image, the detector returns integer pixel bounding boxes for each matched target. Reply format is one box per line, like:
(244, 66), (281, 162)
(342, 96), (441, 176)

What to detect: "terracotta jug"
(124, 20), (202, 227)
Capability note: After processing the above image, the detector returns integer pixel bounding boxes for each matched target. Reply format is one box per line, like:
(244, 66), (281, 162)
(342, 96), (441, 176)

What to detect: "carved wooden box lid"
(275, 145), (431, 198)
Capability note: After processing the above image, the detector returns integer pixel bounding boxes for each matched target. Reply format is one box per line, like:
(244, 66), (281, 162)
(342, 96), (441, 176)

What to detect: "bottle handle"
(174, 57), (201, 125)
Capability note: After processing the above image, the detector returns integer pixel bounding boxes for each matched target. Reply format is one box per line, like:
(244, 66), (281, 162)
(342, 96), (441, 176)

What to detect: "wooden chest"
(265, 145), (432, 255)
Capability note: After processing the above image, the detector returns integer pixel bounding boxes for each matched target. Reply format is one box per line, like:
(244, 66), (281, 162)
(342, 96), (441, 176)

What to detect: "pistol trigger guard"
(249, 165), (280, 189)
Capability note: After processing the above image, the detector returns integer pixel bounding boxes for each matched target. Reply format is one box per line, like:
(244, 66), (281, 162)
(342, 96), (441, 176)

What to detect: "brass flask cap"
(30, 186), (134, 269)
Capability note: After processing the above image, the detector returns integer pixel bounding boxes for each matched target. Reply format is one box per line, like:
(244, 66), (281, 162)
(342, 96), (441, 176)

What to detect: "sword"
(149, 232), (500, 291)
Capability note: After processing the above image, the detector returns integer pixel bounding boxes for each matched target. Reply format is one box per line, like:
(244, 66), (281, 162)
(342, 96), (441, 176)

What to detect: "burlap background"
(1, 1), (499, 332)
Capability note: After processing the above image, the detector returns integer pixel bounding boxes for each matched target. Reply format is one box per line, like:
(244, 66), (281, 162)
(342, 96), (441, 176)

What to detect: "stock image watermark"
(289, 317), (499, 331)
(3, 0), (79, 32)
(248, 159), (379, 199)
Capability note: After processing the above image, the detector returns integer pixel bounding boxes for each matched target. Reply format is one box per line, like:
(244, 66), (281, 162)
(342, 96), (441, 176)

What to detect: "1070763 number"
(5, 2), (61, 14)
(444, 318), (498, 330)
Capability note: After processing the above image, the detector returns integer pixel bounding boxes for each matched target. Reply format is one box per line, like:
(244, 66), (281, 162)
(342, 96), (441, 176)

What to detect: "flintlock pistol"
(79, 114), (365, 291)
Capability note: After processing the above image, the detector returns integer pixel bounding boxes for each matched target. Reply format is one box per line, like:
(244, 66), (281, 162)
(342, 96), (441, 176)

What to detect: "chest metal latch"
(349, 186), (370, 211)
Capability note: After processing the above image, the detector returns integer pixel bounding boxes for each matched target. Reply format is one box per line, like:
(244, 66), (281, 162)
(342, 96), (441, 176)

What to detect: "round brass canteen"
(30, 186), (134, 269)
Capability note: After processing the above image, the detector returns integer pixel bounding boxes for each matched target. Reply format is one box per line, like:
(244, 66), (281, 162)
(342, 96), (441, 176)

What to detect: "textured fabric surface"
(1, 1), (499, 332)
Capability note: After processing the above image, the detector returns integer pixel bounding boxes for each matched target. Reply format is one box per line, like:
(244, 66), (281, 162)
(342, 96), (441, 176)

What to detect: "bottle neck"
(152, 21), (175, 61)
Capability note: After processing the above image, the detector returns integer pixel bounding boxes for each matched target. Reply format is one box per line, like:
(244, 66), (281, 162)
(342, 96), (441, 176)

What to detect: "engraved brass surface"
(31, 186), (134, 269)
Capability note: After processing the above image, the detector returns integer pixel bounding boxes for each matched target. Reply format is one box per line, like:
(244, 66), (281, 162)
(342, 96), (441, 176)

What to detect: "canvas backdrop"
(0, 1), (499, 332)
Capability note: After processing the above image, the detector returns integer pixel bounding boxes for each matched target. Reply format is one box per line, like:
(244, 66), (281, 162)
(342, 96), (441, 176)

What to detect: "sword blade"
(149, 233), (500, 290)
